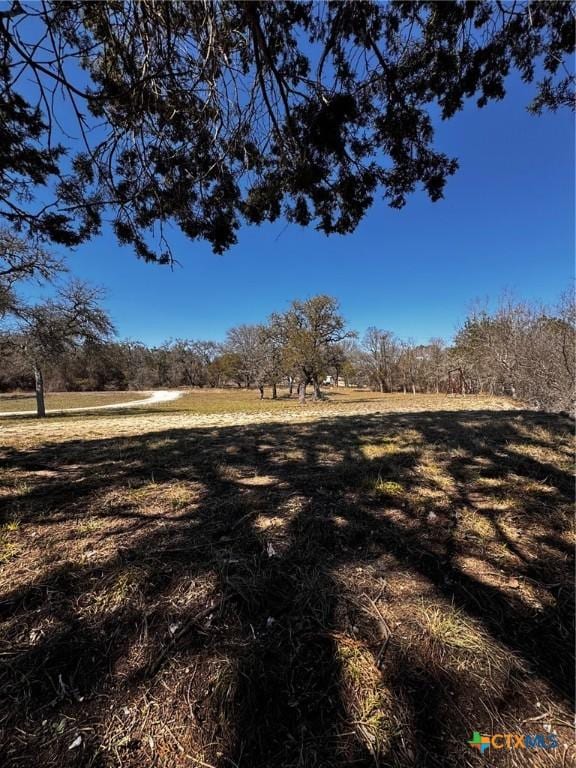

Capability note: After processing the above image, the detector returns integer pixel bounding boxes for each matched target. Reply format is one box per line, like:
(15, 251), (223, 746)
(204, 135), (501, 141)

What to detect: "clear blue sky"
(24, 72), (575, 346)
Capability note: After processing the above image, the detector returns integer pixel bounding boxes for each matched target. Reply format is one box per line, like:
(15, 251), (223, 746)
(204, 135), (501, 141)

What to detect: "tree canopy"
(1, 0), (573, 260)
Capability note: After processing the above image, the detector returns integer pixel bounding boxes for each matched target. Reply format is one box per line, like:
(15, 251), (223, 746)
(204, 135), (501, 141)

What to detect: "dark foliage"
(0, 1), (573, 259)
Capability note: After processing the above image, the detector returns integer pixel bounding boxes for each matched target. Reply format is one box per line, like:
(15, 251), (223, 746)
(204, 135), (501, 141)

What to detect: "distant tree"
(361, 328), (400, 392)
(556, 289), (576, 392)
(341, 355), (359, 388)
(425, 338), (447, 393)
(224, 324), (284, 398)
(115, 341), (157, 390)
(203, 359), (220, 389)
(12, 281), (114, 416)
(337, 339), (360, 387)
(224, 325), (267, 390)
(272, 296), (354, 401)
(160, 339), (219, 387)
(260, 323), (286, 399)
(214, 351), (245, 388)
(454, 301), (526, 397)
(0, 2), (572, 258)
(398, 340), (421, 394)
(206, 352), (231, 389)
(78, 341), (128, 391)
(326, 341), (350, 387)
(0, 334), (31, 391)
(193, 341), (220, 384)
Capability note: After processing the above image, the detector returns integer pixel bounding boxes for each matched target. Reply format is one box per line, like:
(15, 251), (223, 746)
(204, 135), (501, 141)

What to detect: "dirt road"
(0, 389), (183, 418)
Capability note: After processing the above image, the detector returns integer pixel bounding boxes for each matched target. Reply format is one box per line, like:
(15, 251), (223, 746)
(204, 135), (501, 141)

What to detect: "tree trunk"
(379, 379), (384, 393)
(411, 382), (416, 395)
(312, 378), (322, 401)
(271, 382), (277, 400)
(258, 385), (264, 399)
(288, 378), (293, 396)
(334, 366), (339, 387)
(34, 365), (46, 418)
(298, 381), (306, 403)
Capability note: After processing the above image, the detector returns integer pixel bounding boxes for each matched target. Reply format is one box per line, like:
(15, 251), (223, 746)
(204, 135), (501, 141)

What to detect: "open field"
(0, 386), (471, 416)
(0, 393), (573, 767)
(0, 387), (517, 428)
(0, 391), (149, 414)
(145, 388), (518, 417)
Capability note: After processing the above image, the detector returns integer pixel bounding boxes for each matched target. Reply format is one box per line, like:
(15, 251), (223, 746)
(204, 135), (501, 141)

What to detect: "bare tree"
(0, 228), (65, 317)
(14, 281), (114, 416)
(326, 339), (357, 388)
(224, 324), (268, 393)
(259, 323), (286, 400)
(454, 294), (576, 412)
(361, 328), (400, 392)
(159, 339), (219, 388)
(425, 338), (447, 393)
(0, 228), (63, 285)
(397, 340), (423, 395)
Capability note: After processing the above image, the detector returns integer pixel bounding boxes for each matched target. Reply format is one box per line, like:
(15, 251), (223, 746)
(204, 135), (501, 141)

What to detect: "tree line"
(1, 233), (573, 416)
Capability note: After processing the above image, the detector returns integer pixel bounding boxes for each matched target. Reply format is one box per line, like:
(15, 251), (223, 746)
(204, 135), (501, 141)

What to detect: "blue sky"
(23, 72), (574, 346)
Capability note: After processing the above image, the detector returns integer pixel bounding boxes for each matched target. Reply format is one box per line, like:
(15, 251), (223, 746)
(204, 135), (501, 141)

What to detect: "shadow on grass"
(0, 409), (574, 767)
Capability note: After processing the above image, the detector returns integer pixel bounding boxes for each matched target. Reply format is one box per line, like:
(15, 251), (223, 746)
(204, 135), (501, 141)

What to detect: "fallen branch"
(363, 593), (393, 670)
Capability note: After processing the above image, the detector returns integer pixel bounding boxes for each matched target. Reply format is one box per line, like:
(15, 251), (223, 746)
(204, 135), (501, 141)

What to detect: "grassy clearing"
(0, 385), (516, 419)
(140, 386), (517, 415)
(0, 394), (573, 767)
(159, 386), (398, 411)
(0, 390), (519, 442)
(0, 390), (149, 413)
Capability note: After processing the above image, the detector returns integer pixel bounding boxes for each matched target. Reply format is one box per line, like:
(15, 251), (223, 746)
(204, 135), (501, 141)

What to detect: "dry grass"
(135, 386), (518, 416)
(0, 390), (148, 413)
(335, 633), (395, 760)
(0, 393), (573, 767)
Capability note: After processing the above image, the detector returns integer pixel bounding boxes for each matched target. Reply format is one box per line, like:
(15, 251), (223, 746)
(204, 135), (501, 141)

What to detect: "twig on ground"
(363, 593), (393, 669)
(147, 595), (231, 678)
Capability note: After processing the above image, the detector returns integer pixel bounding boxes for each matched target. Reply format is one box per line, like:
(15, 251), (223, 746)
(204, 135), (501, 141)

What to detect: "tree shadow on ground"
(0, 408), (573, 767)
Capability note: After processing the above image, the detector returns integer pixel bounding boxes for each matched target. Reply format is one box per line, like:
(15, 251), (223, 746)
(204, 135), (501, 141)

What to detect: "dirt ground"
(0, 393), (574, 767)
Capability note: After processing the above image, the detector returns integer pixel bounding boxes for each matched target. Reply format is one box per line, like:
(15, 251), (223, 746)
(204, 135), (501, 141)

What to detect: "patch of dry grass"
(372, 478), (406, 497)
(416, 601), (495, 656)
(335, 634), (395, 759)
(0, 535), (20, 564)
